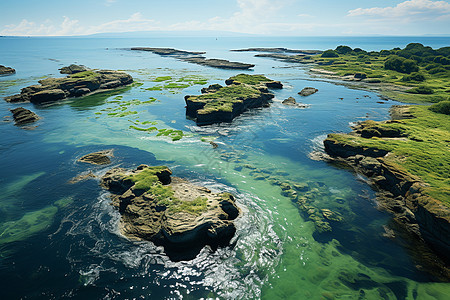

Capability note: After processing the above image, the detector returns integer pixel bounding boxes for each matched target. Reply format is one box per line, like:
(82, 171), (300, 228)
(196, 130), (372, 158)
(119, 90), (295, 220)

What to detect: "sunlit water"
(1, 36), (449, 299)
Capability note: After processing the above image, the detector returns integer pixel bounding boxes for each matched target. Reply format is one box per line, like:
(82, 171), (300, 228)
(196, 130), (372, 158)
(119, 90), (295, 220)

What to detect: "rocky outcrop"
(130, 47), (205, 56)
(78, 150), (113, 165)
(282, 97), (310, 108)
(4, 69), (133, 104)
(101, 165), (240, 260)
(182, 57), (254, 70)
(185, 74), (282, 126)
(130, 47), (254, 70)
(231, 48), (322, 55)
(10, 107), (39, 125)
(298, 87), (318, 96)
(323, 111), (450, 278)
(59, 64), (88, 74)
(0, 65), (15, 75)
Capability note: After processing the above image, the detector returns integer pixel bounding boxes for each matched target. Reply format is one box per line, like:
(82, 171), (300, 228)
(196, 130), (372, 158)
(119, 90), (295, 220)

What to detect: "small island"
(4, 67), (133, 103)
(185, 74), (282, 125)
(101, 164), (240, 260)
(0, 65), (16, 75)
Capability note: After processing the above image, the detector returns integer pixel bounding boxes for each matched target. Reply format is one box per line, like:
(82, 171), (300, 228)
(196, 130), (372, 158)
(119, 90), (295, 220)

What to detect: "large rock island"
(101, 165), (240, 260)
(4, 68), (133, 104)
(185, 74), (283, 125)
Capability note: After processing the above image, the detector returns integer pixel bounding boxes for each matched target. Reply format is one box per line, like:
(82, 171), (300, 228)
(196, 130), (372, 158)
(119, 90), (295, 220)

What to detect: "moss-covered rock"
(185, 74), (282, 125)
(5, 69), (133, 103)
(100, 165), (240, 260)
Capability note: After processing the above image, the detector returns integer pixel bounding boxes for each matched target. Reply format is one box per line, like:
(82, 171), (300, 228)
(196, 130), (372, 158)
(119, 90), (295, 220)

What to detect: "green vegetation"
(190, 84), (262, 114)
(328, 106), (450, 206)
(312, 43), (450, 103)
(321, 50), (339, 58)
(69, 70), (98, 79)
(429, 100), (450, 115)
(227, 74), (272, 85)
(126, 167), (208, 215)
(153, 76), (172, 82)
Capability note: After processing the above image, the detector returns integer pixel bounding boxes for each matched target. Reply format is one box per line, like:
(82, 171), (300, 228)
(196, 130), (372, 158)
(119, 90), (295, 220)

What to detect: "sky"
(0, 0), (449, 36)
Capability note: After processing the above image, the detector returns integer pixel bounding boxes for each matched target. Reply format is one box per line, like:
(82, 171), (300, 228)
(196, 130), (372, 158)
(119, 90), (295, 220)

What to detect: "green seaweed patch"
(153, 76), (172, 82)
(163, 83), (190, 89)
(145, 86), (163, 91)
(129, 125), (158, 132)
(156, 128), (184, 141)
(109, 111), (138, 117)
(0, 205), (58, 245)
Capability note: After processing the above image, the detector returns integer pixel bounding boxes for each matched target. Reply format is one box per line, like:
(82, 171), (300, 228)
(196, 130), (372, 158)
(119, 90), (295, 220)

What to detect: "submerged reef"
(185, 74), (282, 125)
(101, 165), (240, 261)
(4, 68), (133, 104)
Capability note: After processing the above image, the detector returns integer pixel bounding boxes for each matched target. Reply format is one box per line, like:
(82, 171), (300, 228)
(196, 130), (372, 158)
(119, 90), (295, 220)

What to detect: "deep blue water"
(0, 36), (449, 299)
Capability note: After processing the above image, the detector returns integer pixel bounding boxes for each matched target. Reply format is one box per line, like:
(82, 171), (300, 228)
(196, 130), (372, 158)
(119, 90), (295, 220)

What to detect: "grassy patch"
(312, 45), (450, 104)
(227, 74), (272, 85)
(328, 106), (450, 206)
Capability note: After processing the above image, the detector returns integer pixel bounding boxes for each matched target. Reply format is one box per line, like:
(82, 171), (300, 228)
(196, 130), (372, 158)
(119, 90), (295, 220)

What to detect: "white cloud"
(348, 0), (450, 20)
(0, 13), (159, 36)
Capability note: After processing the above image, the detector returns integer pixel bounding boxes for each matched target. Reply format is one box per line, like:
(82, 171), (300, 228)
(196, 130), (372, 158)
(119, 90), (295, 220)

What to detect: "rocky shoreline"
(100, 165), (240, 260)
(185, 74), (282, 125)
(4, 67), (133, 104)
(323, 106), (450, 279)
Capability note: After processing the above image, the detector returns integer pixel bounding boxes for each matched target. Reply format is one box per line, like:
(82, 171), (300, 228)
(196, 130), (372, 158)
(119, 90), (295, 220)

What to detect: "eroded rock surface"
(10, 107), (39, 125)
(185, 74), (282, 125)
(101, 165), (240, 260)
(299, 87), (318, 96)
(78, 150), (113, 165)
(4, 69), (133, 103)
(0, 65), (15, 75)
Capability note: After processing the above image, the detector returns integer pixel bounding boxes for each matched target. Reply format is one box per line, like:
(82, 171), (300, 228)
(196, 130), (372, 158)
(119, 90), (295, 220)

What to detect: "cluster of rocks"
(4, 67), (133, 104)
(185, 74), (282, 125)
(130, 47), (254, 70)
(100, 165), (240, 260)
(0, 65), (15, 75)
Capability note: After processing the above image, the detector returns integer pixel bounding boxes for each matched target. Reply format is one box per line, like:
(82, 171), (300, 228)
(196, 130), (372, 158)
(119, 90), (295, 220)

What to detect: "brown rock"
(299, 87), (318, 96)
(78, 150), (113, 165)
(10, 107), (39, 125)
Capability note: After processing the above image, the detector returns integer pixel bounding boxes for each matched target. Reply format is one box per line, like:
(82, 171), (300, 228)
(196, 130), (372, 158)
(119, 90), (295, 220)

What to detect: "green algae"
(0, 206), (57, 245)
(227, 73), (272, 85)
(153, 76), (172, 82)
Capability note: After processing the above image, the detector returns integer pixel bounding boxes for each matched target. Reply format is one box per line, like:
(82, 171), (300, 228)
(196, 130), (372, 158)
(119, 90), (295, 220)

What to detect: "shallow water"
(1, 36), (449, 299)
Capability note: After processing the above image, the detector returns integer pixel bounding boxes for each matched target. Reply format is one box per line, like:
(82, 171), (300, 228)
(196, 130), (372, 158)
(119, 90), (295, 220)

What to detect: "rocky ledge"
(131, 47), (254, 70)
(4, 68), (133, 104)
(185, 74), (282, 125)
(323, 106), (450, 278)
(0, 65), (16, 75)
(298, 87), (318, 97)
(78, 150), (113, 165)
(282, 97), (309, 108)
(101, 165), (240, 260)
(231, 48), (323, 55)
(10, 107), (39, 125)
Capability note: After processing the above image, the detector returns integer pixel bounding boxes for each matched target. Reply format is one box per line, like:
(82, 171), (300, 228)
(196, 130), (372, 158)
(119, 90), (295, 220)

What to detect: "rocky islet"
(4, 68), (133, 104)
(100, 164), (240, 260)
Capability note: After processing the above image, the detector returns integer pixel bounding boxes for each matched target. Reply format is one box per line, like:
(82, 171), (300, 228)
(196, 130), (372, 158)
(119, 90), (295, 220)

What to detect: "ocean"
(0, 36), (449, 299)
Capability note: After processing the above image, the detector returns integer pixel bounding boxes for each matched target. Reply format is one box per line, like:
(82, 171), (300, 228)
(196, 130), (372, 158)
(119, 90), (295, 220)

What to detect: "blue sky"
(1, 0), (449, 36)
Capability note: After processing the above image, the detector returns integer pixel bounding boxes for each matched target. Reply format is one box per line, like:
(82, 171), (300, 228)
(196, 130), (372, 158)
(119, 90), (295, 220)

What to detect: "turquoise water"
(1, 36), (449, 299)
